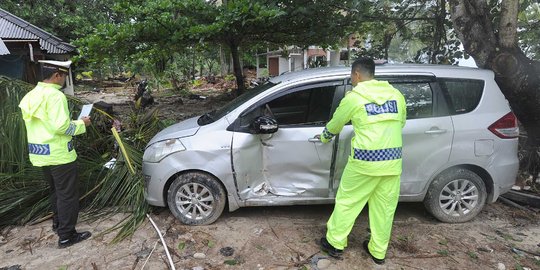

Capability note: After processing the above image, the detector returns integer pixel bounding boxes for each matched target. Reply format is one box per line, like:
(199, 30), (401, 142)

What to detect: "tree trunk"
(219, 46), (228, 76)
(228, 40), (245, 96)
(449, 0), (540, 177)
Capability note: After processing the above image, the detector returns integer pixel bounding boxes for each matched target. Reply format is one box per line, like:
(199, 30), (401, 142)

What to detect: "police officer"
(318, 57), (406, 264)
(19, 60), (92, 248)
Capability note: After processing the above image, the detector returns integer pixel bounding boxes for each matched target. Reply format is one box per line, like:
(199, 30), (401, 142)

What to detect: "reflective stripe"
(322, 127), (335, 140)
(365, 100), (398, 116)
(28, 143), (50, 155)
(67, 140), (74, 151)
(353, 147), (402, 161)
(65, 123), (76, 135)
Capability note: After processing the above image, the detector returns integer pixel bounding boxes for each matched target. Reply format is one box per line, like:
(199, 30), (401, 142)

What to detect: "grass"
(467, 251), (478, 259)
(437, 249), (449, 256)
(0, 76), (163, 242)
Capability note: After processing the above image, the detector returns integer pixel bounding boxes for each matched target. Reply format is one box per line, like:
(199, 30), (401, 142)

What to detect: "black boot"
(320, 237), (343, 258)
(363, 240), (385, 265)
(58, 231), (92, 249)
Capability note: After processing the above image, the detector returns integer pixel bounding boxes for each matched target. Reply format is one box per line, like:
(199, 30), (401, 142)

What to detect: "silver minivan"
(142, 65), (519, 225)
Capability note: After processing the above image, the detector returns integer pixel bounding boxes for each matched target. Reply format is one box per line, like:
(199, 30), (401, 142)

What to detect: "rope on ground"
(146, 214), (175, 270)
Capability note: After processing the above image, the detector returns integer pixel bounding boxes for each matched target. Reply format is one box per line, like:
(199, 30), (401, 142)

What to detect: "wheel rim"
(438, 179), (479, 217)
(175, 182), (214, 220)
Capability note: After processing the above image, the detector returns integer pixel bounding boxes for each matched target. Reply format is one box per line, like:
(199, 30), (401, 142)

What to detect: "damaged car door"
(230, 81), (343, 202)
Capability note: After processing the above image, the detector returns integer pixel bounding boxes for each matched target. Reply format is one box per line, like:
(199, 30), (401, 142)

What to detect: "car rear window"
(438, 78), (484, 115)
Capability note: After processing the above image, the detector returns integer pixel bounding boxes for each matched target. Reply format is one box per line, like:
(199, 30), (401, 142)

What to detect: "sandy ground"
(1, 202), (539, 270)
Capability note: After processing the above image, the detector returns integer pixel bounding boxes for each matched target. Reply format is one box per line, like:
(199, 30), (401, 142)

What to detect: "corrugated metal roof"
(0, 8), (75, 55)
(0, 38), (10, 55)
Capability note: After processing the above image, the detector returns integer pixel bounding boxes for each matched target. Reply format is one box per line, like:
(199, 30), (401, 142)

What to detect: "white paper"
(78, 104), (93, 120)
(103, 158), (117, 169)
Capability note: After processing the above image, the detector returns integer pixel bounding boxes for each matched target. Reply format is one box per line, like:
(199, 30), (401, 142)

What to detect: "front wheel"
(424, 168), (487, 223)
(167, 172), (226, 225)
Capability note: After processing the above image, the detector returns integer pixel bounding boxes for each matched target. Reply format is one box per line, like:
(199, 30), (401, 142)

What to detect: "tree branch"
(448, 0), (498, 67)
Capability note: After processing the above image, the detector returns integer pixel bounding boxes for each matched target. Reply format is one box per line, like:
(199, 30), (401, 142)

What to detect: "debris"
(477, 246), (494, 253)
(146, 214), (175, 270)
(134, 247), (153, 259)
(220, 246), (234, 257)
(253, 228), (263, 236)
(523, 186), (531, 191)
(497, 262), (506, 270)
(94, 101), (114, 116)
(192, 267), (204, 270)
(223, 259), (238, 265)
(103, 158), (117, 169)
(189, 94), (207, 100)
(193, 253), (206, 259)
(316, 258), (332, 269)
(501, 190), (540, 208)
(498, 196), (529, 211)
(0, 265), (21, 270)
(511, 185), (522, 191)
(511, 247), (525, 257)
(309, 254), (329, 270)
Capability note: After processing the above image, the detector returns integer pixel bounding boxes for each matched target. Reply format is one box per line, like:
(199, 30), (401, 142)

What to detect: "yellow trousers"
(326, 163), (400, 259)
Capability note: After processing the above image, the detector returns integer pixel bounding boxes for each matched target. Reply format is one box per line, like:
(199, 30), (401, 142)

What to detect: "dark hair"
(351, 57), (375, 78)
(41, 66), (61, 80)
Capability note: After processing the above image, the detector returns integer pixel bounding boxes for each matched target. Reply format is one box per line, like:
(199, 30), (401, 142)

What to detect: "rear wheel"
(424, 168), (487, 223)
(167, 172), (226, 225)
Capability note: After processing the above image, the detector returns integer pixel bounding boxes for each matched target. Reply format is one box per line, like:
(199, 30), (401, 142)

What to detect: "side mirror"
(251, 116), (278, 134)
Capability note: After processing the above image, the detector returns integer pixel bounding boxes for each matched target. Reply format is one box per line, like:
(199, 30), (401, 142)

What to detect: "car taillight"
(488, 112), (519, 139)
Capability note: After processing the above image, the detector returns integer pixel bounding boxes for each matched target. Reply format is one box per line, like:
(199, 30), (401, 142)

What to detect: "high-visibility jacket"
(19, 82), (86, 167)
(321, 79), (406, 176)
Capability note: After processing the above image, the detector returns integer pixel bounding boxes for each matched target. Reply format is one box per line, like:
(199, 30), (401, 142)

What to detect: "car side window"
(267, 86), (336, 126)
(391, 82), (433, 119)
(239, 86), (337, 128)
(438, 78), (484, 115)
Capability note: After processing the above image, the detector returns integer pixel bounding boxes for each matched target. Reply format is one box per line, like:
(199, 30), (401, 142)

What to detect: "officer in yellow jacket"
(19, 60), (92, 248)
(319, 58), (406, 264)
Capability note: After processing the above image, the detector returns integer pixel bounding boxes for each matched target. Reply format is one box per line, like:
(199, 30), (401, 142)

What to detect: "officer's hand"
(81, 116), (92, 126)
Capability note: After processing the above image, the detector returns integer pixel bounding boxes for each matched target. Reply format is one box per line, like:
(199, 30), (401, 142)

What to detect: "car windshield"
(197, 82), (277, 125)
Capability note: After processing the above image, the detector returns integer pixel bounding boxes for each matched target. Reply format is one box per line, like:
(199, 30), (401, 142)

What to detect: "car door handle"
(308, 137), (321, 142)
(424, 128), (447, 134)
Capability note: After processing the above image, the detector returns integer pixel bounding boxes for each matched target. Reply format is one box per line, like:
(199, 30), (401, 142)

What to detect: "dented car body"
(143, 65), (519, 225)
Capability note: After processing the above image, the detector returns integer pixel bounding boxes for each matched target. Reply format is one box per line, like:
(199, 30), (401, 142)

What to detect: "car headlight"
(143, 139), (186, 163)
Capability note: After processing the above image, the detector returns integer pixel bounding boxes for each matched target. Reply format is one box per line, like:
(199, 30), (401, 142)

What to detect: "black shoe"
(320, 237), (343, 258)
(58, 231), (92, 249)
(363, 240), (385, 265)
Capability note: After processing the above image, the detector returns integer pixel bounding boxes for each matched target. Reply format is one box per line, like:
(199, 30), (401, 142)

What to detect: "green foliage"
(77, 0), (361, 95)
(466, 251), (478, 259)
(0, 0), (119, 42)
(437, 249), (449, 256)
(224, 259), (238, 266)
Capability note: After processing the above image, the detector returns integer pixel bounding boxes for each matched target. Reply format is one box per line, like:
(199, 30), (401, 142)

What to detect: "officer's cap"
(39, 60), (72, 73)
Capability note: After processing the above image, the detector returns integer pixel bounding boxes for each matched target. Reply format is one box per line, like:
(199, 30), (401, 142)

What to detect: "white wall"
(279, 57), (289, 75)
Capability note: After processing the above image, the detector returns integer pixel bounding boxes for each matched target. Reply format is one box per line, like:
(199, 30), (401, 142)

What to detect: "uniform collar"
(37, 82), (63, 90)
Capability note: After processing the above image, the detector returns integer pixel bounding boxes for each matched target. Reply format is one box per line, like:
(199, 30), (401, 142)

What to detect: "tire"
(424, 168), (487, 223)
(167, 172), (226, 225)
